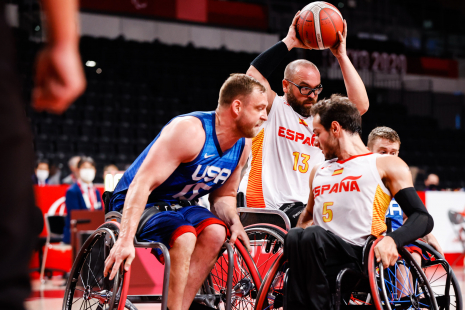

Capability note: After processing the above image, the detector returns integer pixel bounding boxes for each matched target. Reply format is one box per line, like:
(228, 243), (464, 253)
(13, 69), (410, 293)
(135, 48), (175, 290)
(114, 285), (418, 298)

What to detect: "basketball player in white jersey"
(239, 11), (369, 222)
(284, 95), (434, 310)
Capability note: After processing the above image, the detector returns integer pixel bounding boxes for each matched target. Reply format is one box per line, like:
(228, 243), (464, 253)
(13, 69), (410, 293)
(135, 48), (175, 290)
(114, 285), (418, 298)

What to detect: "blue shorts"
(138, 205), (227, 248)
(110, 193), (227, 261)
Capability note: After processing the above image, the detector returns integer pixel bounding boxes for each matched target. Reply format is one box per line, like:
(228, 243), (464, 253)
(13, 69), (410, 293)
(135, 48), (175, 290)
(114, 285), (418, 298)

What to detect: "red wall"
(80, 0), (267, 30)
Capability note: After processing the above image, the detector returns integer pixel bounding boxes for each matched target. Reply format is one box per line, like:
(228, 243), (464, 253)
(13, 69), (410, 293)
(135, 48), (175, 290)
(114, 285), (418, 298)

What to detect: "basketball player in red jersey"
(284, 95), (434, 310)
(239, 11), (369, 223)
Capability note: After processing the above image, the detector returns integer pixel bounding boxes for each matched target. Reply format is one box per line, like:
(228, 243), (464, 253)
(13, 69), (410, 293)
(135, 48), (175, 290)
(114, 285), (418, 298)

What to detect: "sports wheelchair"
(253, 230), (463, 310)
(61, 193), (295, 310)
(62, 195), (264, 310)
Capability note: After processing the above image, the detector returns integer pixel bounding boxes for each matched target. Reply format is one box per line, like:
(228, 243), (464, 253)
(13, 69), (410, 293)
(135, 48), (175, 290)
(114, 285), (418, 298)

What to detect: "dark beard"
(323, 135), (338, 160)
(286, 90), (315, 117)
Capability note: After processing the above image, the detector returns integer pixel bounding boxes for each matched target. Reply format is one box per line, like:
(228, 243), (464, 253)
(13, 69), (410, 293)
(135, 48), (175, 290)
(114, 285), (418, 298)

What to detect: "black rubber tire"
(62, 222), (126, 310)
(414, 241), (463, 310)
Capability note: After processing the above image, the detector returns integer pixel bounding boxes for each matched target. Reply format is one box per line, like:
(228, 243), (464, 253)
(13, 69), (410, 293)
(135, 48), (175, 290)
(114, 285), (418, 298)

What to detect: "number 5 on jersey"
(322, 202), (333, 222)
(293, 152), (311, 173)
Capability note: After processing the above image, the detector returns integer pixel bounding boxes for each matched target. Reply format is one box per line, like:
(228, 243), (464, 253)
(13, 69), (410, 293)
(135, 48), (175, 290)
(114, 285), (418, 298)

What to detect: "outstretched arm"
(33, 0), (86, 114)
(104, 117), (205, 280)
(247, 11), (309, 113)
(329, 21), (369, 115)
(209, 140), (252, 251)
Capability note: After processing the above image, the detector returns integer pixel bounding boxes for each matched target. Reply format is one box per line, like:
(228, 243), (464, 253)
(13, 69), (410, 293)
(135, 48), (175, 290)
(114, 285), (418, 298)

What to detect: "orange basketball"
(296, 1), (344, 50)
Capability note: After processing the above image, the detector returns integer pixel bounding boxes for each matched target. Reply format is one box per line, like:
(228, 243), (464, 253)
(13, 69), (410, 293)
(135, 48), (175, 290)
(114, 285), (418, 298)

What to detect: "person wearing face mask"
(33, 160), (50, 186)
(63, 157), (102, 244)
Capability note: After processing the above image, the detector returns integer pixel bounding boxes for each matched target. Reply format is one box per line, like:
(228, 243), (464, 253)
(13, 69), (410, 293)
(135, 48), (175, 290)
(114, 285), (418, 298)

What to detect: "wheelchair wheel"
(244, 224), (287, 280)
(62, 222), (130, 310)
(368, 237), (439, 310)
(414, 241), (462, 310)
(208, 239), (261, 310)
(254, 253), (287, 310)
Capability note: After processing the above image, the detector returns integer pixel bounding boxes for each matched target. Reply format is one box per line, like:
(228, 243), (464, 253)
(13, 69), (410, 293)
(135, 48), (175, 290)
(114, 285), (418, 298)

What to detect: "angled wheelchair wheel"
(414, 241), (462, 310)
(368, 238), (439, 310)
(244, 224), (287, 281)
(207, 239), (261, 310)
(62, 222), (131, 310)
(254, 253), (287, 310)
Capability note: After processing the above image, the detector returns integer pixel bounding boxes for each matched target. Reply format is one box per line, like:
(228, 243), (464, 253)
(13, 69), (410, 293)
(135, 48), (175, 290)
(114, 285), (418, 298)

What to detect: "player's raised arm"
(209, 140), (252, 251)
(247, 11), (308, 112)
(104, 117), (205, 280)
(329, 20), (369, 115)
(374, 155), (434, 267)
(296, 164), (318, 228)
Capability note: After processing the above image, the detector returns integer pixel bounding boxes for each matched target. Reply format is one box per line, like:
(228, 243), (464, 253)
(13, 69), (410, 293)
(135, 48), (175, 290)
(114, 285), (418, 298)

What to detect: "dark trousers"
(0, 4), (37, 310)
(284, 226), (363, 310)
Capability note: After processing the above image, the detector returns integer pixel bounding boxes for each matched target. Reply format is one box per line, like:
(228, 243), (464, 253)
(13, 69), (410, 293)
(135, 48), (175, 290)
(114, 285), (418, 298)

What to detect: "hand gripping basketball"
(329, 19), (348, 59)
(283, 11), (310, 50)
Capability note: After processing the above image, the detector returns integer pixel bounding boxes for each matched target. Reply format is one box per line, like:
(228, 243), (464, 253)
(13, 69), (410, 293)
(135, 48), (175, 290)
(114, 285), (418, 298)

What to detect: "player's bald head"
(284, 59), (319, 80)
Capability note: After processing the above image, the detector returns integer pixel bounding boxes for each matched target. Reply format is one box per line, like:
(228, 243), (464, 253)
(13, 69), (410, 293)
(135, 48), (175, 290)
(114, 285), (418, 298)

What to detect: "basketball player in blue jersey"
(103, 74), (268, 310)
(367, 126), (443, 260)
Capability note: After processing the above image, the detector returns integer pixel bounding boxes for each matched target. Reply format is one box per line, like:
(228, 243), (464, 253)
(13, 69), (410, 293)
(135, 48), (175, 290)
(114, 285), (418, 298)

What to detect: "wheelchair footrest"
(127, 295), (163, 303)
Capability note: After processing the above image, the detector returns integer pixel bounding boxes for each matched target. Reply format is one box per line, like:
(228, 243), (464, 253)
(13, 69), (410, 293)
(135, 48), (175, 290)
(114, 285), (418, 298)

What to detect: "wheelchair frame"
(253, 235), (450, 310)
(109, 211), (235, 310)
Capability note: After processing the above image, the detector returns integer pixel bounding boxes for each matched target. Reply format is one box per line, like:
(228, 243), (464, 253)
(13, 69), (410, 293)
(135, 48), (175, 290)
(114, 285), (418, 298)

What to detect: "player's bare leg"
(395, 252), (422, 298)
(168, 233), (197, 310)
(181, 224), (227, 310)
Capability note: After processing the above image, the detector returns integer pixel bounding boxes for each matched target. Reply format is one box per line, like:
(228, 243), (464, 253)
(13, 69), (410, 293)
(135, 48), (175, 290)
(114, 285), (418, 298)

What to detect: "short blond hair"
(367, 126), (401, 149)
(219, 74), (266, 106)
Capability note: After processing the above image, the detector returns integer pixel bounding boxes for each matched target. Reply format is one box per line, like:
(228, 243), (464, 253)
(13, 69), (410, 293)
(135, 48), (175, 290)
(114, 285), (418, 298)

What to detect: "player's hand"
(374, 236), (398, 268)
(329, 19), (347, 59)
(282, 11), (310, 50)
(32, 43), (86, 114)
(229, 222), (251, 252)
(424, 233), (444, 256)
(104, 239), (136, 280)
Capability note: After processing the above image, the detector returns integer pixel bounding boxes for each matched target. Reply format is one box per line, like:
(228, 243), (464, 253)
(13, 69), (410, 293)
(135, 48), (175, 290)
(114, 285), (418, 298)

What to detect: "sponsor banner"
(426, 191), (465, 266)
(34, 184), (104, 236)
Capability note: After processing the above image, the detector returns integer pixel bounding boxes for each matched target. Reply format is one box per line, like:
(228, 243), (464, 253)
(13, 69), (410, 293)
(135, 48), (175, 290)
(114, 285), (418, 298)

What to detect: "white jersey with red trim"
(312, 153), (392, 247)
(239, 95), (325, 209)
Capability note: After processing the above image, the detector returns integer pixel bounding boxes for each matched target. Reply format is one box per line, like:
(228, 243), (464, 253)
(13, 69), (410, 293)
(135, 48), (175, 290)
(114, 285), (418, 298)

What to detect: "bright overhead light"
(86, 60), (96, 67)
(96, 68), (102, 74)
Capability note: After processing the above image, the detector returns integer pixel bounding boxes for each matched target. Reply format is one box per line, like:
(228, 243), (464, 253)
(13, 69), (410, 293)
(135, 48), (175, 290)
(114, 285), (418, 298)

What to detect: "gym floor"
(25, 266), (465, 310)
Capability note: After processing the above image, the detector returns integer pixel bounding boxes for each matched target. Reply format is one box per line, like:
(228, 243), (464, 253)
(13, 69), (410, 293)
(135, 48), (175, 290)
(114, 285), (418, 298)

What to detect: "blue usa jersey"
(386, 198), (403, 231)
(112, 111), (245, 208)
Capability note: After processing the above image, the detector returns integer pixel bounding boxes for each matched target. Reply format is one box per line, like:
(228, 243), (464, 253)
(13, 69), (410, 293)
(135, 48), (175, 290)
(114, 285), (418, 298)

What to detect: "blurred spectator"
(63, 157), (102, 244)
(47, 162), (62, 185)
(32, 159), (49, 186)
(103, 164), (119, 178)
(424, 173), (440, 191)
(62, 156), (80, 184)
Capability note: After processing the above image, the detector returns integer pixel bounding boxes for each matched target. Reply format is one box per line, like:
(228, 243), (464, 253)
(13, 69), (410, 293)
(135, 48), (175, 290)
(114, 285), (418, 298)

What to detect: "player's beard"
(322, 133), (339, 160)
(237, 115), (262, 138)
(287, 90), (317, 117)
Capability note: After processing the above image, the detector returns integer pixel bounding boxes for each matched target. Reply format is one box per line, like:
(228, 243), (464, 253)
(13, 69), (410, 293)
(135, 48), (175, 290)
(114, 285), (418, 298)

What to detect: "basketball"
(296, 1), (344, 50)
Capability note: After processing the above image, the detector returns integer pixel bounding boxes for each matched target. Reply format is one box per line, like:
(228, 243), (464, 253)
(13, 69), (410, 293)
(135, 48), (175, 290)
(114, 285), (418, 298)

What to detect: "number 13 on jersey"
(293, 152), (311, 173)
